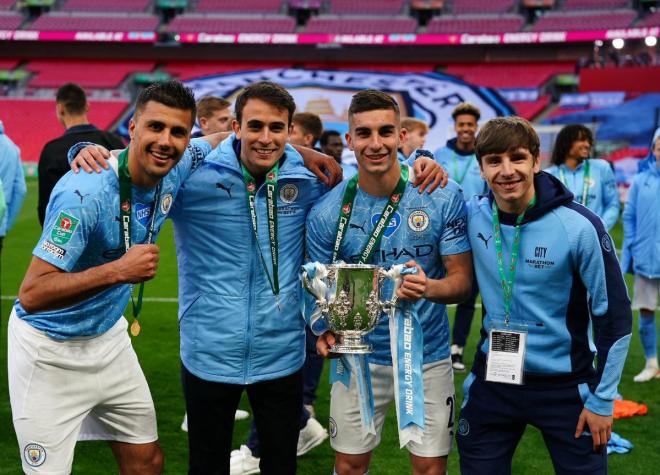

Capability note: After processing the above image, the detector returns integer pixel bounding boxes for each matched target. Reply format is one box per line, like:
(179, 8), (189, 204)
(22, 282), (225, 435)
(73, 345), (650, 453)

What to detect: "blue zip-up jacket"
(621, 161), (660, 278)
(169, 136), (328, 384)
(545, 159), (620, 231)
(0, 121), (26, 236)
(434, 138), (486, 201)
(467, 172), (632, 416)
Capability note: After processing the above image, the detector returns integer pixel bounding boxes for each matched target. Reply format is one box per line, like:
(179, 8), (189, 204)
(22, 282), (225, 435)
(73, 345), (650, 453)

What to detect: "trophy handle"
(379, 266), (418, 316)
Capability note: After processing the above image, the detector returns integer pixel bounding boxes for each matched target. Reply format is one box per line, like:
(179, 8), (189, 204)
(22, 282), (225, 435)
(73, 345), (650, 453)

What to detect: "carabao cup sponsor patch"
(50, 212), (79, 245)
(41, 240), (66, 259)
(24, 443), (46, 467)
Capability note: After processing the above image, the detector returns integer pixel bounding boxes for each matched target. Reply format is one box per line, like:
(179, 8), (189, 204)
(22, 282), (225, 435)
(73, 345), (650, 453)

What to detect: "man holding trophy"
(304, 89), (473, 475)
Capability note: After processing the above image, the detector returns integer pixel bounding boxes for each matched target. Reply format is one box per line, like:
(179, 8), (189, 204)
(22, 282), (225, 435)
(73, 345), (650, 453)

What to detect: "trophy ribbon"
(301, 262), (331, 335)
(385, 264), (425, 448)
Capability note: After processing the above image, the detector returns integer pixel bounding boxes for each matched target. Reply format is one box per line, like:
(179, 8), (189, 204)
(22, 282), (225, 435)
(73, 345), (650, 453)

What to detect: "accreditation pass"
(486, 329), (527, 385)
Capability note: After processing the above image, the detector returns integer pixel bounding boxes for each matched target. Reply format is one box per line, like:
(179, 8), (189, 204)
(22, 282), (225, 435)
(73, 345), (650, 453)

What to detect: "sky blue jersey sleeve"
(569, 208), (632, 416)
(620, 176), (638, 274)
(438, 186), (471, 256)
(597, 160), (620, 231)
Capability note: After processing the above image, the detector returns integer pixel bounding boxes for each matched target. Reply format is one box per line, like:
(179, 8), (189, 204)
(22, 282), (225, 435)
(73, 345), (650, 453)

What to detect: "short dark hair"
(234, 81), (296, 126)
(196, 96), (231, 120)
(135, 80), (196, 124)
(348, 89), (400, 121)
(56, 83), (87, 115)
(293, 112), (323, 143)
(475, 116), (540, 162)
(319, 129), (341, 147)
(451, 102), (481, 122)
(550, 124), (594, 166)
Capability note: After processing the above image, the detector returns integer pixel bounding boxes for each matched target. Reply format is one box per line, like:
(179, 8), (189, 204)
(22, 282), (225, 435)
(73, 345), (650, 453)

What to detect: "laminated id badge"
(486, 325), (527, 385)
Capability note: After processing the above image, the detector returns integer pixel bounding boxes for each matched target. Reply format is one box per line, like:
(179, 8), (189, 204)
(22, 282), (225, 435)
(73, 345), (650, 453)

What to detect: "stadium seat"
(410, 0), (444, 10)
(426, 14), (524, 34)
(163, 61), (294, 80)
(636, 9), (660, 27)
(0, 0), (16, 10)
(531, 9), (637, 31)
(289, 0), (322, 8)
(26, 59), (156, 88)
(0, 59), (19, 69)
(167, 13), (296, 33)
(328, 0), (406, 15)
(0, 11), (22, 29)
(29, 12), (160, 31)
(452, 0), (515, 14)
(561, 0), (628, 10)
(60, 0), (152, 12)
(444, 62), (575, 88)
(194, 0), (283, 13)
(305, 15), (417, 34)
(511, 96), (551, 120)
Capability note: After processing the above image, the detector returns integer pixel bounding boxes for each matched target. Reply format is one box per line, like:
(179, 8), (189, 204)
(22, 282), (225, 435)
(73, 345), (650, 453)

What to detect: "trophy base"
(330, 343), (372, 354)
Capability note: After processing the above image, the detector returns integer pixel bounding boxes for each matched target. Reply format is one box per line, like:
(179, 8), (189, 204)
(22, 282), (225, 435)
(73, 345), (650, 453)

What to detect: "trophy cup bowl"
(303, 263), (391, 354)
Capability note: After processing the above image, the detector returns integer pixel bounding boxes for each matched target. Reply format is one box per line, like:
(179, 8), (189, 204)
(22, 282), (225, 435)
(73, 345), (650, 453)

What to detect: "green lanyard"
(332, 166), (409, 264)
(117, 148), (162, 336)
(559, 159), (590, 206)
(491, 194), (537, 325)
(241, 162), (280, 302)
(452, 151), (474, 185)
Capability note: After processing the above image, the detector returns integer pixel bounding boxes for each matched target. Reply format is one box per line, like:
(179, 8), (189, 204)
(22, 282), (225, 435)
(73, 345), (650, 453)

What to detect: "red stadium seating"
(452, 0), (515, 14)
(0, 58), (19, 69)
(303, 62), (435, 72)
(0, 11), (22, 29)
(0, 98), (128, 163)
(305, 15), (417, 34)
(511, 96), (551, 120)
(531, 9), (636, 31)
(29, 12), (160, 32)
(289, 0), (322, 8)
(194, 0), (283, 13)
(328, 0), (406, 15)
(445, 62), (574, 88)
(0, 0), (16, 10)
(410, 0), (444, 9)
(26, 59), (156, 88)
(637, 10), (660, 27)
(61, 0), (152, 12)
(167, 13), (296, 33)
(561, 0), (628, 10)
(426, 14), (524, 34)
(164, 61), (294, 80)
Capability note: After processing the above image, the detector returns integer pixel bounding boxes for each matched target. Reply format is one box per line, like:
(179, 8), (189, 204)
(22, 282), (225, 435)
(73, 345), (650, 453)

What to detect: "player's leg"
(247, 369), (303, 475)
(407, 358), (455, 475)
(109, 441), (163, 475)
(632, 275), (660, 381)
(331, 363), (392, 475)
(456, 374), (526, 475)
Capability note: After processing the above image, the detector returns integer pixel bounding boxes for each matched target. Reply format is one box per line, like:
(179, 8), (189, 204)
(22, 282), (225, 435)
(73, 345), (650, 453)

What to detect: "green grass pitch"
(0, 180), (658, 474)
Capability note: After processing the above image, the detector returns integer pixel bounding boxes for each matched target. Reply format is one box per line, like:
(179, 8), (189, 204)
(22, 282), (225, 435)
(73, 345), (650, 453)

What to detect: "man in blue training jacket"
(456, 116), (632, 475)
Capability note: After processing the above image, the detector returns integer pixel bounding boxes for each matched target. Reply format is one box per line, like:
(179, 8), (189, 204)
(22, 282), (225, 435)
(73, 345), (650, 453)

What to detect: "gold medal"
(130, 319), (141, 337)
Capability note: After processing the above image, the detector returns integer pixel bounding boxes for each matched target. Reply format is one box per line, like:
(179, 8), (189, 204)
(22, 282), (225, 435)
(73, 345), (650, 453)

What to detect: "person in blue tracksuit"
(434, 103), (487, 372)
(457, 117), (632, 475)
(0, 120), (26, 254)
(622, 128), (660, 383)
(545, 124), (620, 231)
(308, 90), (473, 475)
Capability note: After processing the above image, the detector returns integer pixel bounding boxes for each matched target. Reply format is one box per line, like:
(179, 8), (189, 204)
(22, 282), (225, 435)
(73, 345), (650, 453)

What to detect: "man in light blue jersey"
(0, 120), (26, 254)
(622, 129), (660, 382)
(546, 124), (620, 231)
(9, 81), (201, 475)
(456, 117), (632, 475)
(434, 103), (486, 372)
(308, 89), (473, 475)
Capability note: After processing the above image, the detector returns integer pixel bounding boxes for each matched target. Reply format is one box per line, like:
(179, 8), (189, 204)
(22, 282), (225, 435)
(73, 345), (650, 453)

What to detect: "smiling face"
(454, 113), (478, 151)
(480, 147), (540, 214)
(128, 100), (193, 187)
(232, 98), (290, 176)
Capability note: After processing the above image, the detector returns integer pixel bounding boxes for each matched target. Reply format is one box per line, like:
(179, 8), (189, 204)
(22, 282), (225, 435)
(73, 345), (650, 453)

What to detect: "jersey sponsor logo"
(354, 244), (434, 264)
(349, 220), (367, 234)
(135, 203), (151, 227)
(160, 193), (173, 215)
(477, 232), (492, 249)
(50, 212), (80, 245)
(279, 184), (298, 204)
(23, 443), (46, 467)
(216, 182), (234, 198)
(525, 246), (555, 269)
(446, 216), (467, 240)
(370, 211), (401, 238)
(73, 189), (90, 203)
(457, 418), (470, 437)
(41, 240), (66, 259)
(601, 234), (613, 253)
(328, 417), (338, 438)
(408, 210), (430, 232)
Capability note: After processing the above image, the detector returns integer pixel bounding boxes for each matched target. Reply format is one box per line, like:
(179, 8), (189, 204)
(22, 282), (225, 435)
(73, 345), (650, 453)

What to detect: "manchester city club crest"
(24, 443), (46, 467)
(160, 193), (173, 215)
(328, 417), (338, 438)
(408, 210), (430, 232)
(279, 184), (298, 204)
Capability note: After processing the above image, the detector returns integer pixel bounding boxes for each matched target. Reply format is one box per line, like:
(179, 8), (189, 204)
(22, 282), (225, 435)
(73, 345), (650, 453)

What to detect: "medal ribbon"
(241, 162), (279, 299)
(117, 148), (162, 333)
(491, 194), (537, 325)
(452, 151), (474, 185)
(559, 159), (590, 206)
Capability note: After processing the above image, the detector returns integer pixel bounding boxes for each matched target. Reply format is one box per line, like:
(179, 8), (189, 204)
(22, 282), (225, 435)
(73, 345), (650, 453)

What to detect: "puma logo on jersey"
(349, 221), (367, 234)
(216, 182), (234, 198)
(74, 189), (90, 203)
(477, 232), (492, 248)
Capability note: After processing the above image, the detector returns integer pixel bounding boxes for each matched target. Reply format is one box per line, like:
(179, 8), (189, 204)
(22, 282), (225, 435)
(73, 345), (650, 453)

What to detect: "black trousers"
(182, 364), (303, 475)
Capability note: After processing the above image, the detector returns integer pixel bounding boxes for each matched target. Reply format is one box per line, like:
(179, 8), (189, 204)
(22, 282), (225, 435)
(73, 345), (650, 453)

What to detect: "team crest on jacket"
(160, 193), (173, 215)
(408, 210), (430, 232)
(24, 443), (46, 467)
(279, 184), (298, 204)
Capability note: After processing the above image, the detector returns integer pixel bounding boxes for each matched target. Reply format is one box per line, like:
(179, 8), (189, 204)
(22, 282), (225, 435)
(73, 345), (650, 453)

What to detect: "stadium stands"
(637, 9), (660, 27)
(305, 14), (417, 33)
(61, 0), (152, 12)
(444, 62), (574, 88)
(164, 61), (294, 80)
(0, 98), (128, 162)
(303, 62), (435, 72)
(561, 0), (629, 10)
(289, 0), (322, 8)
(29, 12), (160, 31)
(531, 9), (636, 31)
(167, 13), (296, 33)
(426, 14), (524, 34)
(328, 0), (406, 15)
(25, 60), (156, 88)
(0, 0), (15, 10)
(0, 11), (22, 29)
(410, 0), (444, 9)
(511, 95), (551, 120)
(0, 59), (19, 70)
(194, 0), (283, 14)
(451, 0), (515, 14)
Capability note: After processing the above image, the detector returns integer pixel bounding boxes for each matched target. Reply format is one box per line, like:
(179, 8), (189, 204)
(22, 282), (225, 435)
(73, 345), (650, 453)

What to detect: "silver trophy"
(302, 263), (401, 354)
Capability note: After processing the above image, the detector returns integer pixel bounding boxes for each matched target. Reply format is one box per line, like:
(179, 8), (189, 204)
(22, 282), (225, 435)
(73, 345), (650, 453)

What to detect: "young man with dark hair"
(290, 112), (324, 149)
(38, 82), (124, 226)
(320, 130), (355, 178)
(195, 95), (232, 136)
(546, 124), (619, 231)
(9, 80), (199, 474)
(308, 89), (473, 475)
(456, 116), (632, 475)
